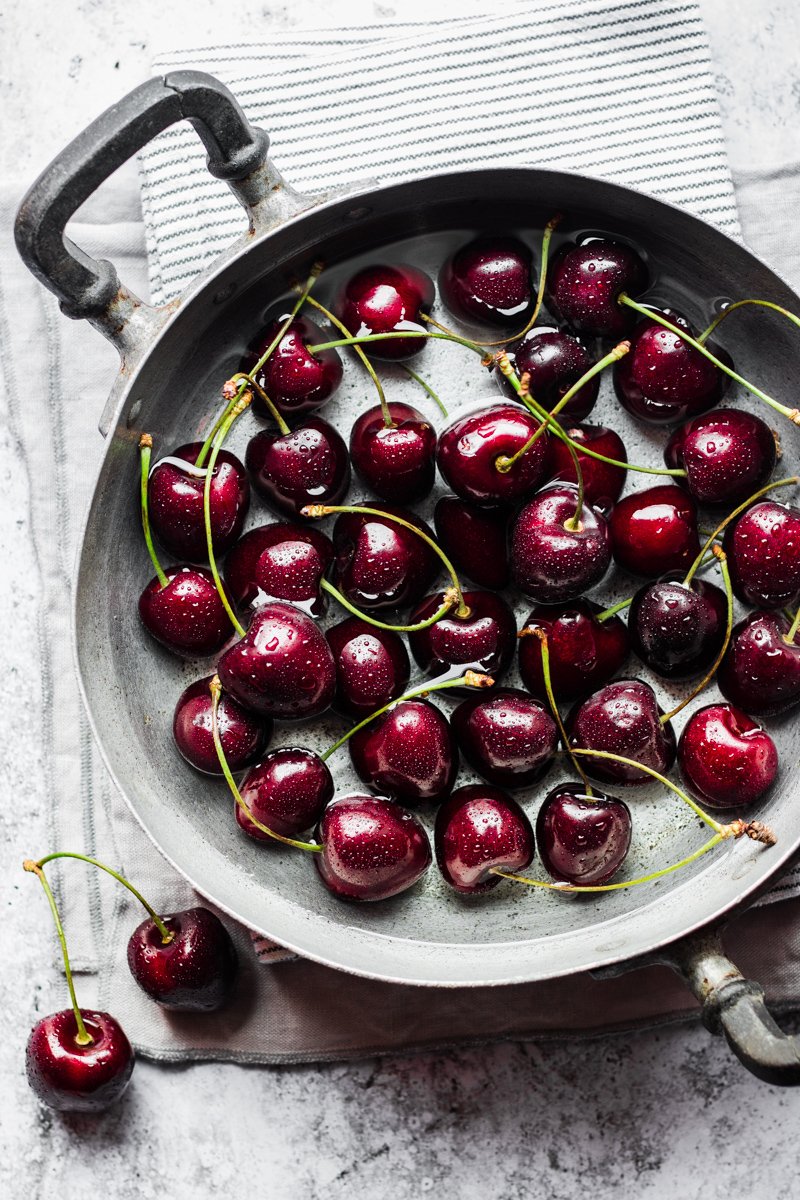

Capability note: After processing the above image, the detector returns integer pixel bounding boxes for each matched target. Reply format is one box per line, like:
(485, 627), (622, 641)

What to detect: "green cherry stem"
(697, 298), (800, 345)
(306, 329), (488, 358)
(401, 364), (449, 417)
(23, 860), (93, 1045)
(661, 545), (734, 725)
(320, 671), (493, 762)
(526, 627), (593, 796)
(34, 852), (174, 945)
(139, 434), (169, 589)
(320, 579), (460, 633)
(301, 293), (394, 428)
(571, 749), (718, 833)
(683, 475), (799, 588)
(595, 596), (634, 622)
(203, 394), (251, 639)
(209, 677), (323, 853)
(784, 605), (800, 646)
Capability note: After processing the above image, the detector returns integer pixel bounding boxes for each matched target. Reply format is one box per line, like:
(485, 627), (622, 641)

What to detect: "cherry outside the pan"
(544, 422), (628, 509)
(148, 442), (249, 562)
(332, 504), (440, 611)
(349, 697), (458, 805)
(245, 416), (350, 519)
(127, 906), (238, 1012)
(510, 483), (611, 604)
(438, 236), (534, 328)
(326, 618), (410, 718)
(436, 404), (550, 507)
(567, 680), (677, 786)
(723, 500), (800, 609)
(173, 676), (271, 775)
(536, 784), (632, 886)
(224, 522), (334, 610)
(518, 600), (630, 703)
(349, 401), (436, 504)
(434, 496), (510, 590)
(628, 575), (728, 679)
(315, 794), (432, 901)
(665, 408), (777, 506)
(406, 589), (517, 690)
(546, 239), (648, 337)
(678, 703), (779, 810)
(26, 1010), (134, 1113)
(336, 264), (435, 360)
(241, 313), (343, 418)
(139, 565), (234, 657)
(609, 484), (699, 578)
(501, 327), (600, 420)
(435, 784), (535, 894)
(718, 611), (800, 716)
(451, 688), (557, 789)
(236, 748), (334, 841)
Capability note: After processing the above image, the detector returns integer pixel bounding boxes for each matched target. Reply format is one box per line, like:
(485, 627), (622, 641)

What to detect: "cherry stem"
(698, 298), (800, 345)
(306, 330), (487, 358)
(618, 294), (800, 425)
(23, 860), (93, 1046)
(661, 545), (734, 724)
(683, 475), (799, 587)
(320, 578), (459, 632)
(784, 605), (800, 646)
(320, 670), (493, 761)
(34, 852), (174, 945)
(138, 435), (169, 589)
(570, 748), (723, 832)
(301, 293), (393, 427)
(530, 628), (593, 795)
(209, 677), (323, 853)
(301, 503), (471, 617)
(401, 364), (449, 417)
(203, 395), (250, 639)
(595, 596), (633, 622)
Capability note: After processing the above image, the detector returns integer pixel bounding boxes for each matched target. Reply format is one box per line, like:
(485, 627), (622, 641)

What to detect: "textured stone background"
(2, 2), (800, 1196)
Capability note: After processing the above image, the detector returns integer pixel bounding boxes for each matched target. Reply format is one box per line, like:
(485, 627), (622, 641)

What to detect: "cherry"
(336, 264), (435, 360)
(510, 483), (611, 603)
(723, 499), (800, 609)
(407, 589), (516, 689)
(678, 703), (779, 809)
(518, 600), (629, 702)
(253, 537), (329, 617)
(241, 313), (343, 417)
(434, 496), (510, 590)
(451, 688), (557, 788)
(436, 404), (549, 506)
(439, 236), (534, 327)
(546, 239), (648, 337)
(544, 422), (628, 509)
(567, 680), (676, 786)
(245, 416), (350, 519)
(501, 327), (600, 420)
(536, 784), (632, 886)
(127, 907), (237, 1011)
(26, 1010), (134, 1112)
(148, 442), (249, 561)
(173, 676), (271, 775)
(435, 784), (535, 893)
(217, 601), (336, 719)
(224, 523), (333, 609)
(665, 408), (777, 506)
(315, 794), (432, 900)
(326, 617), (410, 718)
(718, 611), (800, 716)
(628, 575), (728, 679)
(614, 308), (731, 424)
(331, 504), (440, 611)
(610, 484), (699, 578)
(349, 697), (458, 805)
(236, 748), (334, 840)
(349, 401), (436, 503)
(139, 565), (233, 657)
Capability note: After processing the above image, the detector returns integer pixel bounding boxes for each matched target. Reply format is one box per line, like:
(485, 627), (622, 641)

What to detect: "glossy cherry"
(665, 408), (776, 506)
(173, 676), (271, 775)
(501, 327), (600, 419)
(546, 239), (648, 337)
(407, 589), (516, 690)
(436, 404), (549, 507)
(253, 537), (329, 616)
(331, 505), (440, 611)
(326, 618), (410, 718)
(127, 907), (238, 1011)
(567, 680), (677, 786)
(315, 794), (432, 901)
(609, 484), (699, 578)
(139, 565), (234, 657)
(349, 698), (458, 805)
(451, 688), (557, 788)
(148, 442), (249, 561)
(723, 499), (800, 609)
(718, 611), (800, 716)
(236, 748), (334, 840)
(544, 422), (628, 509)
(435, 784), (535, 893)
(536, 784), (632, 886)
(433, 496), (510, 590)
(245, 416), (350, 519)
(224, 522), (333, 610)
(510, 483), (611, 603)
(241, 313), (343, 417)
(678, 703), (779, 810)
(628, 575), (728, 679)
(439, 236), (534, 327)
(518, 600), (629, 702)
(26, 1010), (134, 1113)
(336, 264), (435, 360)
(349, 401), (436, 503)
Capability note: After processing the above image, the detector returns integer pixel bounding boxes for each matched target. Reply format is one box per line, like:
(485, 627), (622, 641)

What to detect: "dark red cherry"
(451, 688), (557, 788)
(217, 602), (336, 719)
(544, 422), (627, 509)
(723, 500), (800, 609)
(253, 538), (328, 616)
(349, 698), (457, 805)
(536, 784), (631, 886)
(407, 590), (516, 690)
(510, 484), (611, 603)
(139, 565), (234, 657)
(126, 907), (237, 1012)
(665, 408), (776, 505)
(148, 442), (249, 561)
(518, 600), (629, 702)
(678, 703), (779, 809)
(245, 416), (350, 519)
(439, 236), (534, 328)
(336, 264), (435, 360)
(546, 239), (648, 337)
(332, 505), (439, 611)
(173, 676), (271, 775)
(26, 1010), (134, 1112)
(628, 575), (728, 679)
(609, 484), (699, 578)
(436, 404), (549, 507)
(236, 748), (334, 840)
(501, 327), (599, 420)
(326, 618), (410, 718)
(614, 309), (731, 424)
(241, 313), (342, 417)
(567, 680), (676, 786)
(435, 784), (534, 894)
(224, 523), (333, 610)
(315, 794), (432, 901)
(349, 402), (436, 503)
(434, 496), (510, 590)
(718, 611), (800, 716)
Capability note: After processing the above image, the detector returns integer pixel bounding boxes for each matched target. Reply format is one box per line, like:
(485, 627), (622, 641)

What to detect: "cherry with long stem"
(139, 434), (169, 589)
(301, 292), (394, 428)
(698, 298), (800, 345)
(203, 393), (252, 638)
(683, 475), (799, 589)
(23, 860), (93, 1046)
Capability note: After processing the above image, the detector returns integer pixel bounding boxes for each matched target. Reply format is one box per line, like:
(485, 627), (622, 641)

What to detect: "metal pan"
(15, 72), (800, 1084)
